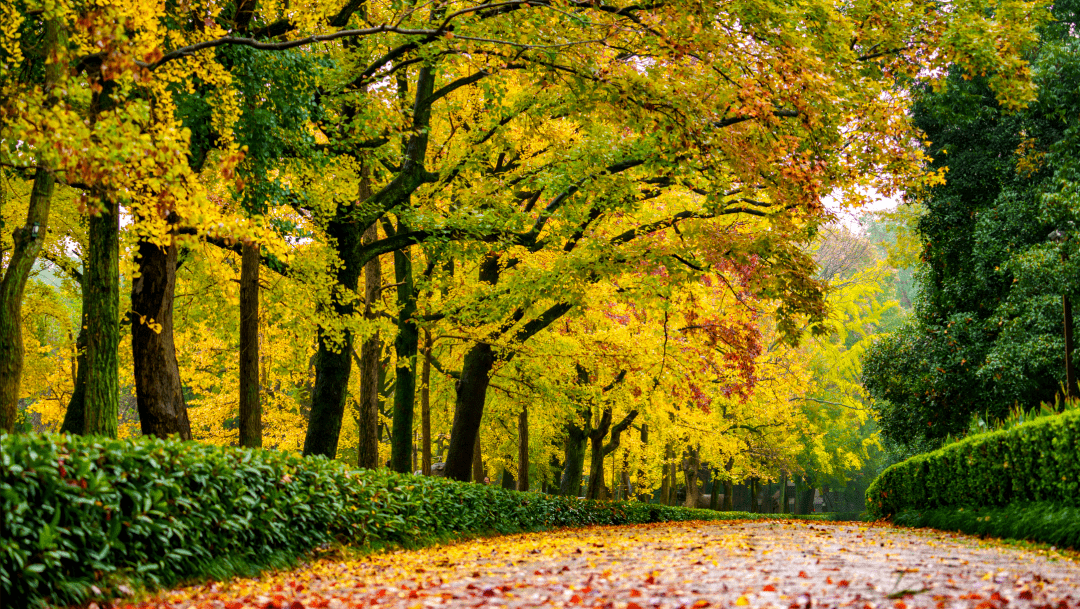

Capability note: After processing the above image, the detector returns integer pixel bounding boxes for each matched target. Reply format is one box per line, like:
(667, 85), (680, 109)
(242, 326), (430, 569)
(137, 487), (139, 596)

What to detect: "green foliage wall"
(866, 408), (1080, 518)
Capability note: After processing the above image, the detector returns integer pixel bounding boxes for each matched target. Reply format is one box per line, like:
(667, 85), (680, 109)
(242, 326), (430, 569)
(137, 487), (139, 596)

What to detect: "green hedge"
(892, 502), (1080, 547)
(866, 408), (1080, 520)
(1, 433), (788, 608)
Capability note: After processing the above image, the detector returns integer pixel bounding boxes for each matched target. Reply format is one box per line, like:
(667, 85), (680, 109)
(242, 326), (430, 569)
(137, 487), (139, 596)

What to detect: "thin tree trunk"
(683, 445), (700, 508)
(660, 443), (672, 505)
(131, 234), (192, 439)
(238, 241), (261, 447)
(710, 470), (721, 511)
(84, 198), (120, 437)
(780, 473), (789, 514)
(0, 168), (55, 431)
(357, 221), (380, 468)
(390, 240), (418, 473)
(0, 19), (60, 432)
(472, 436), (485, 483)
(723, 480), (733, 511)
(421, 331), (432, 475)
(517, 404), (529, 491)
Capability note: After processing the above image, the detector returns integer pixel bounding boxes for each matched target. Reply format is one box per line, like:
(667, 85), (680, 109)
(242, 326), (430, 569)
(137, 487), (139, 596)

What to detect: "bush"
(892, 502), (1080, 548)
(1, 433), (802, 608)
(866, 408), (1080, 521)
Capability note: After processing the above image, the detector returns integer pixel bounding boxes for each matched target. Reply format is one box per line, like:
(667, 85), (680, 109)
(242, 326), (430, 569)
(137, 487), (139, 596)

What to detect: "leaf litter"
(119, 521), (1080, 609)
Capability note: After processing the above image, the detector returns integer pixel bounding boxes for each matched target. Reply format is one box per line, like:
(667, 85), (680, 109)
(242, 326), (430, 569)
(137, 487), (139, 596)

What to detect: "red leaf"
(763, 585), (776, 592)
(837, 581), (850, 588)
(627, 603), (644, 609)
(630, 590), (643, 598)
(798, 572), (809, 579)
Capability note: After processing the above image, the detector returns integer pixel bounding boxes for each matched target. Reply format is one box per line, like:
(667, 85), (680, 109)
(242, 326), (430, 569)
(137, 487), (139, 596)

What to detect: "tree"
(862, 7), (1080, 447)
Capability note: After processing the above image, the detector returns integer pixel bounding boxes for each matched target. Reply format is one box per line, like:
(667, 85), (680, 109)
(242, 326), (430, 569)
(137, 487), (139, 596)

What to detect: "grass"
(893, 502), (1080, 550)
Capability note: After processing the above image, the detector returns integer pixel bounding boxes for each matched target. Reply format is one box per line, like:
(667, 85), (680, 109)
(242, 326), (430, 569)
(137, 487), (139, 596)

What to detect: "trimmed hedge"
(893, 502), (1080, 548)
(866, 408), (1080, 522)
(2, 433), (790, 608)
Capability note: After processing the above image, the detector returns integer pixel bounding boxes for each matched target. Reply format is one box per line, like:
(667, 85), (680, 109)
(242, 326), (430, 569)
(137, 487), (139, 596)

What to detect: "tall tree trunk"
(0, 18), (61, 432)
(723, 480), (733, 511)
(390, 240), (418, 473)
(60, 314), (87, 434)
(445, 255), (499, 482)
(517, 404), (529, 491)
(238, 241), (261, 447)
(131, 234), (192, 439)
(357, 222), (381, 468)
(559, 421), (588, 496)
(0, 168), (55, 431)
(303, 215), (364, 458)
(421, 331), (432, 475)
(84, 198), (120, 437)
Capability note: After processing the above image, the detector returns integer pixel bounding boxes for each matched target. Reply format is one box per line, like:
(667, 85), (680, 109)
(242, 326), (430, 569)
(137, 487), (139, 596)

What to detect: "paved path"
(137, 521), (1080, 609)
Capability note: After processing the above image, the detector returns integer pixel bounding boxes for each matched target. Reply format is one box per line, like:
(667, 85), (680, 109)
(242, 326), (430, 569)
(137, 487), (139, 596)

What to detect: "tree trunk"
(84, 198), (120, 437)
(517, 404), (529, 491)
(390, 242), (418, 473)
(501, 467), (515, 489)
(60, 315), (87, 434)
(709, 470), (721, 511)
(722, 480), (733, 511)
(559, 421), (588, 496)
(357, 222), (381, 468)
(780, 474), (789, 514)
(472, 436), (485, 482)
(660, 443), (673, 505)
(421, 331), (432, 475)
(445, 255), (500, 482)
(303, 215), (364, 458)
(586, 408), (637, 500)
(237, 241), (261, 446)
(682, 445), (700, 508)
(0, 168), (55, 431)
(131, 234), (192, 440)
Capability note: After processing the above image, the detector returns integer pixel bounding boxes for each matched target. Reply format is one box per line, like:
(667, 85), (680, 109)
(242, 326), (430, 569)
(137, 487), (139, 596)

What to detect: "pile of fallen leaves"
(117, 521), (1080, 609)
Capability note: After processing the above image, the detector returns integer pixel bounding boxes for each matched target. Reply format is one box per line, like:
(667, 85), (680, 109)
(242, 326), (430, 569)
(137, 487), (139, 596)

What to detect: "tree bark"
(586, 408), (638, 500)
(357, 221), (381, 468)
(472, 435), (485, 482)
(559, 421), (588, 496)
(131, 234), (192, 439)
(238, 241), (261, 447)
(390, 239), (418, 473)
(84, 198), (120, 437)
(303, 214), (364, 458)
(682, 445), (700, 508)
(723, 480), (733, 511)
(60, 314), (87, 435)
(660, 443), (672, 505)
(421, 331), (432, 475)
(517, 404), (529, 491)
(0, 168), (55, 432)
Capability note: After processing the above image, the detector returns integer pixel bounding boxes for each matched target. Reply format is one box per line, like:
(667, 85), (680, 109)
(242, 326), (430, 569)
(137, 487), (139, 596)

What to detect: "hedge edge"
(866, 408), (1080, 519)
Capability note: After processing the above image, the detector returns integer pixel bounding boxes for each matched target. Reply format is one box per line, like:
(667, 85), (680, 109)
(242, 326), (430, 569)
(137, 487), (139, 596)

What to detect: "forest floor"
(126, 521), (1080, 609)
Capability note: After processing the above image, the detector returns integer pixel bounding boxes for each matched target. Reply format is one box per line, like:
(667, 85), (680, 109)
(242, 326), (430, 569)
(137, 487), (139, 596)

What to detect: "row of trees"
(863, 0), (1080, 453)
(1, 0), (1046, 498)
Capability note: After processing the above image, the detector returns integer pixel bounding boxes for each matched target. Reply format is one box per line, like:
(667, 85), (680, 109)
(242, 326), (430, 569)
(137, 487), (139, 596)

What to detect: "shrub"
(866, 408), (1080, 519)
(1, 433), (801, 608)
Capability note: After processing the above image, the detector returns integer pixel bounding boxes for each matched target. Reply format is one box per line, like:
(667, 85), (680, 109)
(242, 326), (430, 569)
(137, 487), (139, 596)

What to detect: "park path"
(130, 521), (1080, 609)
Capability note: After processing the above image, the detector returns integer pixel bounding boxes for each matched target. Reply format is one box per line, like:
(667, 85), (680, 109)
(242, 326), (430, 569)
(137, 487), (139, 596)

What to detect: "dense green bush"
(866, 408), (1080, 520)
(1, 433), (789, 608)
